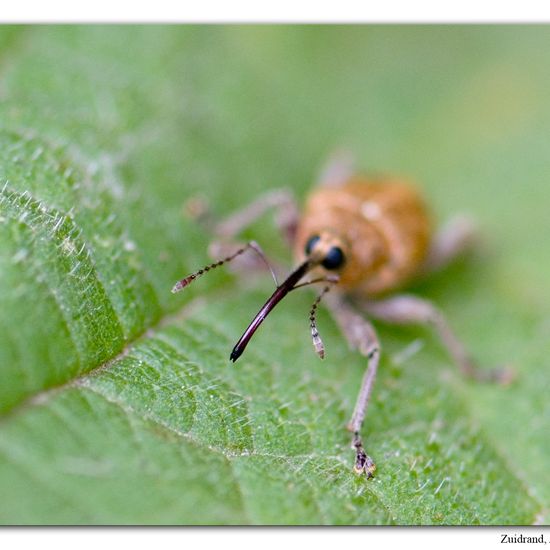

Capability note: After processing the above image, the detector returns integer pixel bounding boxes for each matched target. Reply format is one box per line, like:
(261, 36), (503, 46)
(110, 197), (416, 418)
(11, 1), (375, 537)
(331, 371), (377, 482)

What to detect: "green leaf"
(0, 25), (549, 525)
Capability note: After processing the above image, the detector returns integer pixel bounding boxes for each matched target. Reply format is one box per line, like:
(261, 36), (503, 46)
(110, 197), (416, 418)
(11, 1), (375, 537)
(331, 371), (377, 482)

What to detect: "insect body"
(293, 178), (431, 294)
(173, 156), (510, 477)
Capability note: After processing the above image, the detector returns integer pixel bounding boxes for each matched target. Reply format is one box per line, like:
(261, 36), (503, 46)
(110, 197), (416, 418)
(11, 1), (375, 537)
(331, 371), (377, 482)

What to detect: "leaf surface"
(0, 26), (549, 525)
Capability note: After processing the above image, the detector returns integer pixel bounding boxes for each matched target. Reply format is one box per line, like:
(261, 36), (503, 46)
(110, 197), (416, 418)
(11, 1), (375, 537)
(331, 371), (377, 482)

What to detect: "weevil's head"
(229, 230), (347, 363)
(295, 223), (385, 290)
(301, 230), (348, 273)
(294, 207), (388, 291)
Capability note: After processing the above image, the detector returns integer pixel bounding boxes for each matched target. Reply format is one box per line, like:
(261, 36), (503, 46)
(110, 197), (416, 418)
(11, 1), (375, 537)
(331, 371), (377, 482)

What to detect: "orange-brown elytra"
(172, 154), (512, 478)
(293, 178), (431, 294)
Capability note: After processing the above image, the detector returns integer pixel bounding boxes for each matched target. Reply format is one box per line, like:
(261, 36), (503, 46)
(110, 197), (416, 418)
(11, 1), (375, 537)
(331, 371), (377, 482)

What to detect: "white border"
(2, 528), (550, 550)
(1, 0), (550, 23)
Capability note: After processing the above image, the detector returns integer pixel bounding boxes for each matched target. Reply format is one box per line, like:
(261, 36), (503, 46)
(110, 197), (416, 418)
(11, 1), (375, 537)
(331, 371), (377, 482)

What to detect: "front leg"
(205, 189), (299, 278)
(324, 293), (380, 478)
(214, 188), (299, 246)
(183, 189), (299, 279)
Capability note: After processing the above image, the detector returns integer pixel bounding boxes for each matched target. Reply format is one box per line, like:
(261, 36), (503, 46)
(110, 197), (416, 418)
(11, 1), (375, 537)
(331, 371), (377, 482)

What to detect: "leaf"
(0, 25), (549, 525)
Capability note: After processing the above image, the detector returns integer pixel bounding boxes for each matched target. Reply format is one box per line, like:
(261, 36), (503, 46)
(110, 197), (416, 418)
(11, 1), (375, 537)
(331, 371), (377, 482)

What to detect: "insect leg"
(422, 215), (479, 275)
(361, 294), (513, 384)
(214, 188), (299, 246)
(324, 294), (379, 478)
(316, 150), (355, 188)
(199, 189), (298, 279)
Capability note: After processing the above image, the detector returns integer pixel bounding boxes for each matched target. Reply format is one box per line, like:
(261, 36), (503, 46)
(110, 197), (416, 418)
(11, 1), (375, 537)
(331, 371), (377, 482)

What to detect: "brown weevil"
(172, 154), (512, 478)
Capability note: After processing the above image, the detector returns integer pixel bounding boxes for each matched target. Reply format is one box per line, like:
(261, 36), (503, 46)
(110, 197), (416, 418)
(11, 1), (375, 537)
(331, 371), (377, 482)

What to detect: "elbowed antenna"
(171, 246), (249, 293)
(171, 241), (275, 293)
(230, 259), (313, 362)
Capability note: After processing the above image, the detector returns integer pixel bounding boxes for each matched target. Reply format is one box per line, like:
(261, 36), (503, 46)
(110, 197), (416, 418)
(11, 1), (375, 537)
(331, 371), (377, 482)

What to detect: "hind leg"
(422, 215), (479, 275)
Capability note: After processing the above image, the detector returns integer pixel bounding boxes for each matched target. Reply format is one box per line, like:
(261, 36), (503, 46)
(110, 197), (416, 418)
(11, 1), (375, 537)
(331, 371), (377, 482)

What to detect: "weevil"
(172, 154), (512, 477)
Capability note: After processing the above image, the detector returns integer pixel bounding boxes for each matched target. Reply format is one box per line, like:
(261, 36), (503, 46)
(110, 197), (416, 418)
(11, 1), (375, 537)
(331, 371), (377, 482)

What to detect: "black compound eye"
(304, 235), (321, 256)
(322, 246), (345, 270)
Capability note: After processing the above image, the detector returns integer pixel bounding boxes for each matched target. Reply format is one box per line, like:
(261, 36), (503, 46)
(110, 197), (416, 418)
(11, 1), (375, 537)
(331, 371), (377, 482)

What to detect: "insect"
(172, 154), (512, 477)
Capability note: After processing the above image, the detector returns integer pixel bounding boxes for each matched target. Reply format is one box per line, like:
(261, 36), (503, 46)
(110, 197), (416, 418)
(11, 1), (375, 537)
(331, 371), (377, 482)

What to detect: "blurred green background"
(0, 25), (549, 524)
